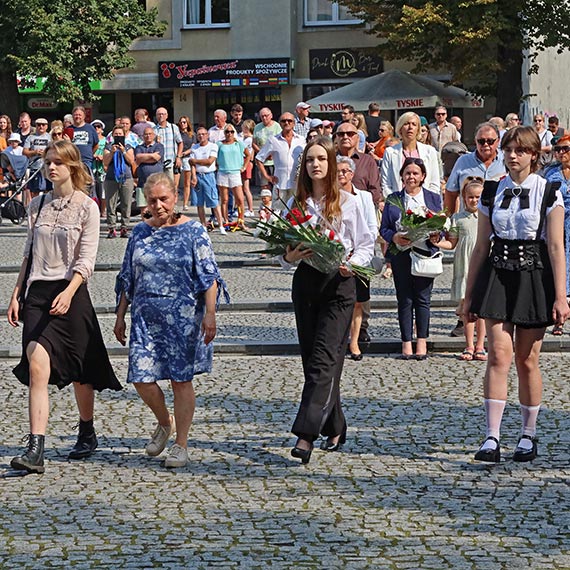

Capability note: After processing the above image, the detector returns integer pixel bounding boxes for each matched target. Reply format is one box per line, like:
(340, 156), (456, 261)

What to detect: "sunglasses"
(554, 146), (570, 153)
(466, 176), (484, 183)
(335, 131), (358, 138)
(280, 119), (294, 124)
(337, 168), (353, 175)
(403, 157), (425, 167)
(225, 130), (235, 134)
(476, 138), (497, 146)
(435, 112), (446, 116)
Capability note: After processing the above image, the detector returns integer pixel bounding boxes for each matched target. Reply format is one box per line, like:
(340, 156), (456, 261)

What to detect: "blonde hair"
(144, 172), (176, 195)
(395, 112), (421, 141)
(45, 140), (92, 194)
(295, 137), (341, 223)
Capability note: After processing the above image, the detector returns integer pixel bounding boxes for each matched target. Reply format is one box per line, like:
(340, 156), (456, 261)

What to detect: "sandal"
(552, 324), (564, 336)
(473, 349), (488, 361)
(459, 347), (474, 361)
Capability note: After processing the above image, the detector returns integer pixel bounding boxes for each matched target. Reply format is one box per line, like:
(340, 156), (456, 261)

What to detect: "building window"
(304, 0), (361, 26)
(184, 0), (230, 28)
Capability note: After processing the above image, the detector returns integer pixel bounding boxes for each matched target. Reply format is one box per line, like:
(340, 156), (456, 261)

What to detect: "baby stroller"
(0, 150), (42, 224)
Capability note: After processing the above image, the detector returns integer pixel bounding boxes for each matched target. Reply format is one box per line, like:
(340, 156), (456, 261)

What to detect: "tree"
(0, 0), (166, 119)
(337, 0), (570, 115)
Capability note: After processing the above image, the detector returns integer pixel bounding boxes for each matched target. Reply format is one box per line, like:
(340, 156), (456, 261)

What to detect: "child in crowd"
(240, 119), (255, 217)
(437, 177), (487, 361)
(258, 188), (273, 221)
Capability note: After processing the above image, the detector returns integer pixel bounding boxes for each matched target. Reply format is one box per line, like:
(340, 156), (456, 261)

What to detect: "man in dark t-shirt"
(134, 128), (164, 188)
(71, 106), (98, 169)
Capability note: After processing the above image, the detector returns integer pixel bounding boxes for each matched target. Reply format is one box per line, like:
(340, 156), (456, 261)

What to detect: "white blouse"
(478, 173), (563, 240)
(24, 191), (100, 288)
(281, 191), (375, 268)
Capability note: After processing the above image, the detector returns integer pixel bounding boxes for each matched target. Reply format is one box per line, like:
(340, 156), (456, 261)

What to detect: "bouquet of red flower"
(387, 194), (450, 248)
(244, 200), (375, 280)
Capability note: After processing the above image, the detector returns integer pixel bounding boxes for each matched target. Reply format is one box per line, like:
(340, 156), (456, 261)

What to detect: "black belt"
(491, 238), (544, 271)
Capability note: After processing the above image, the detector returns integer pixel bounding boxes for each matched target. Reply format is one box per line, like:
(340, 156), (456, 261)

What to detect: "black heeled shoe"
(348, 352), (363, 361)
(320, 424), (347, 452)
(474, 436), (500, 463)
(291, 441), (313, 464)
(512, 435), (538, 462)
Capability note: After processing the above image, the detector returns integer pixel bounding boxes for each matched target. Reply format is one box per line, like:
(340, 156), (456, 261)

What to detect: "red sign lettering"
(396, 98), (424, 108)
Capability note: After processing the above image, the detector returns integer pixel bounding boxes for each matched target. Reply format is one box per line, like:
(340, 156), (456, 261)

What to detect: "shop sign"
(159, 58), (290, 88)
(27, 97), (59, 111)
(309, 48), (383, 80)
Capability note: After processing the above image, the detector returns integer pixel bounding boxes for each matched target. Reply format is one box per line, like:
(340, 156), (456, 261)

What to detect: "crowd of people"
(3, 100), (569, 470)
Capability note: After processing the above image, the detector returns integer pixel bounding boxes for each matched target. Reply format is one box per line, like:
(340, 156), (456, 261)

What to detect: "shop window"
(184, 0), (230, 28)
(304, 0), (361, 26)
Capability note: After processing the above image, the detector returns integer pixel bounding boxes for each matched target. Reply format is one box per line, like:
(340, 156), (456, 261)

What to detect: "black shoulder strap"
(482, 180), (499, 235)
(536, 181), (560, 239)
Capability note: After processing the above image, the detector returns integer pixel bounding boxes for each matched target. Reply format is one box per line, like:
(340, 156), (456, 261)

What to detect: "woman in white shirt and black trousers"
(281, 137), (375, 464)
(7, 140), (121, 474)
(464, 126), (569, 464)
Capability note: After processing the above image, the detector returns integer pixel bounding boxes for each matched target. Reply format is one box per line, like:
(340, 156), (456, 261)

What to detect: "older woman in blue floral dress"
(114, 172), (228, 468)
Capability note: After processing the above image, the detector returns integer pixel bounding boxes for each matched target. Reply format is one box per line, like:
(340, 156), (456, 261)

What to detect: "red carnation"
(406, 209), (413, 215)
(426, 211), (434, 219)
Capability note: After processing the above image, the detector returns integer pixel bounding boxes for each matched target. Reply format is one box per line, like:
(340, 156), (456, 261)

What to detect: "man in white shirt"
(23, 117), (51, 195)
(154, 107), (183, 179)
(208, 109), (228, 143)
(429, 105), (459, 152)
(190, 126), (225, 234)
(255, 112), (305, 203)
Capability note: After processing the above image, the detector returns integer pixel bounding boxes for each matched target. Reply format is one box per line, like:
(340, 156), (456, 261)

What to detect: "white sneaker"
(164, 443), (188, 468)
(145, 416), (175, 456)
(244, 210), (255, 217)
(219, 226), (227, 235)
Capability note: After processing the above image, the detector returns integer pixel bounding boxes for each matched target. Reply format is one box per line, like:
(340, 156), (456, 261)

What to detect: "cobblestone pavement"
(1, 213), (570, 568)
(1, 354), (570, 569)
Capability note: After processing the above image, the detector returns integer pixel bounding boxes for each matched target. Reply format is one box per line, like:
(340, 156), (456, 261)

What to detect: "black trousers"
(291, 262), (356, 441)
(391, 251), (434, 342)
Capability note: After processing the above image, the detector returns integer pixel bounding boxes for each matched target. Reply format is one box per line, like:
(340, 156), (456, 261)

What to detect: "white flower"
(166, 313), (175, 325)
(195, 244), (211, 261)
(179, 304), (194, 319)
(136, 357), (154, 372)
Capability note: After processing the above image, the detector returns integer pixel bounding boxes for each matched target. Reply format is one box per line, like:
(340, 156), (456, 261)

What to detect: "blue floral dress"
(116, 220), (229, 383)
(543, 164), (570, 294)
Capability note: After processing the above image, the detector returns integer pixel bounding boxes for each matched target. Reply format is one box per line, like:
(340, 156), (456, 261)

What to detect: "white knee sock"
(480, 398), (507, 451)
(519, 404), (541, 449)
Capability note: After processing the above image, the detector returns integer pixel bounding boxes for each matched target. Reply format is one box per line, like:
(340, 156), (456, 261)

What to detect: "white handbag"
(410, 249), (444, 278)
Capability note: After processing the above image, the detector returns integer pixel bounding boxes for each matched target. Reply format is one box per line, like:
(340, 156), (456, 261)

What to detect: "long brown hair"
(295, 137), (341, 222)
(0, 114), (12, 138)
(177, 115), (194, 138)
(44, 140), (93, 194)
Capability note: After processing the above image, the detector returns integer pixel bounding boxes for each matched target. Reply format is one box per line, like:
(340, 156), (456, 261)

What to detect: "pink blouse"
(24, 191), (100, 288)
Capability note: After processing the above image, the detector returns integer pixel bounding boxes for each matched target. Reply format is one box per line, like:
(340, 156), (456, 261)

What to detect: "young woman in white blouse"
(7, 140), (120, 474)
(282, 137), (375, 464)
(463, 126), (568, 463)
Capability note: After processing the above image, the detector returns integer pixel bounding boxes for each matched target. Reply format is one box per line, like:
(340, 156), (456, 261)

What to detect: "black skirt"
(13, 280), (122, 391)
(470, 248), (555, 328)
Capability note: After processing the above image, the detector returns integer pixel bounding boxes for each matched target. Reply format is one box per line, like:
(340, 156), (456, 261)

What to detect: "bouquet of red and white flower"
(244, 201), (375, 280)
(387, 194), (450, 249)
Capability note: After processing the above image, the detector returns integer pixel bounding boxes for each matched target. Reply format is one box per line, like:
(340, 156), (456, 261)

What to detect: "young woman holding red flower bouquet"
(380, 157), (443, 359)
(280, 137), (375, 464)
(463, 126), (568, 463)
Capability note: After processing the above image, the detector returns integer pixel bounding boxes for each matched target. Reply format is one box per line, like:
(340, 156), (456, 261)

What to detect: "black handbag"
(18, 194), (46, 311)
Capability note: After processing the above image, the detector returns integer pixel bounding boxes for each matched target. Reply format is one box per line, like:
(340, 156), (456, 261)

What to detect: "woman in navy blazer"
(380, 157), (443, 359)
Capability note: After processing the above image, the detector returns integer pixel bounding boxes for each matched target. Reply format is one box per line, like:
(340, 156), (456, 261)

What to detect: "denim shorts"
(195, 172), (219, 208)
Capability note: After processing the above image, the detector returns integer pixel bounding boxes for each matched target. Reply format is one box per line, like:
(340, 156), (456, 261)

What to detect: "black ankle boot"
(68, 420), (98, 460)
(11, 434), (45, 473)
